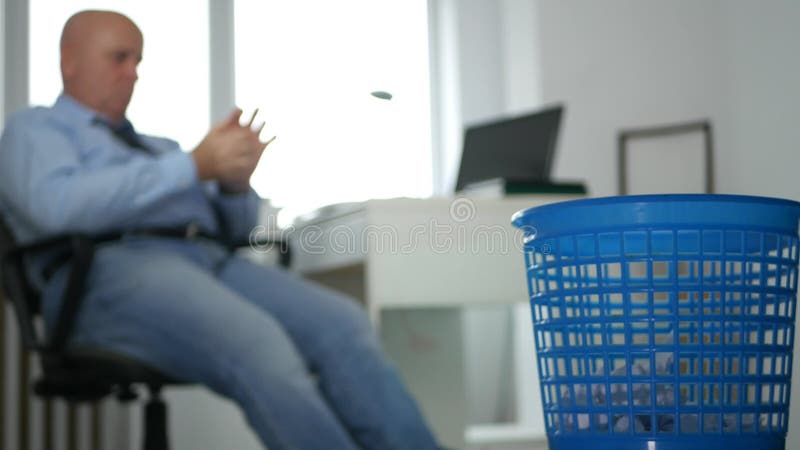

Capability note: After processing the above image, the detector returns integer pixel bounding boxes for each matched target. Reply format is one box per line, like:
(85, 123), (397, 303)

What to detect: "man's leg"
(42, 241), (360, 450)
(218, 255), (440, 450)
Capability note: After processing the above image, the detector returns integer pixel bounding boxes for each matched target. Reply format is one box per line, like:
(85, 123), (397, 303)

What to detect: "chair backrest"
(0, 215), (46, 352)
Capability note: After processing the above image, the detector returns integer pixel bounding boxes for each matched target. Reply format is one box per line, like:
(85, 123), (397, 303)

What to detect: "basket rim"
(512, 194), (800, 229)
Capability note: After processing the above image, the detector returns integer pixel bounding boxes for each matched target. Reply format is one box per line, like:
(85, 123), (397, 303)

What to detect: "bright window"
(29, 0), (209, 151)
(234, 0), (433, 220)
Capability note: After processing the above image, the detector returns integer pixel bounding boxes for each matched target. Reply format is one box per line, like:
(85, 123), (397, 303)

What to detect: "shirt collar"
(53, 93), (133, 130)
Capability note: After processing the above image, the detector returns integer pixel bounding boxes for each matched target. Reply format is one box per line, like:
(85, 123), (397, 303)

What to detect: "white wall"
(534, 0), (725, 196)
(715, 0), (800, 200)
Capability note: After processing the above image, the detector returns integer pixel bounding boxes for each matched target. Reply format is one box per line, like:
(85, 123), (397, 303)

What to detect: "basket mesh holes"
(703, 414), (720, 433)
(679, 356), (699, 375)
(759, 414), (770, 432)
(610, 355), (626, 374)
(744, 355), (758, 375)
(724, 329), (741, 345)
(546, 384), (557, 402)
(589, 355), (605, 375)
(627, 261), (648, 282)
(702, 322), (722, 345)
(631, 355), (650, 372)
(702, 355), (721, 376)
(653, 261), (671, 285)
(741, 413), (755, 431)
(761, 385), (772, 405)
(775, 355), (784, 374)
(547, 413), (558, 430)
(553, 331), (565, 347)
(681, 384), (698, 405)
(723, 354), (740, 375)
(743, 384), (757, 405)
(724, 384), (739, 406)
(702, 384), (721, 405)
(630, 293), (648, 316)
(631, 323), (649, 346)
(612, 414), (629, 433)
(601, 263), (622, 286)
(767, 233), (780, 257)
(579, 264), (598, 284)
(764, 328), (775, 345)
(767, 264), (779, 286)
(679, 414), (699, 433)
(781, 236), (792, 258)
(542, 332), (551, 348)
(534, 251), (543, 265)
(605, 294), (623, 317)
(654, 323), (673, 343)
(727, 261), (744, 285)
(748, 262), (762, 286)
(703, 261), (723, 284)
(557, 358), (568, 376)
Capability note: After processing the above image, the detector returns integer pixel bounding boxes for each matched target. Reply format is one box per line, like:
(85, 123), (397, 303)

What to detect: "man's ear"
(60, 48), (76, 81)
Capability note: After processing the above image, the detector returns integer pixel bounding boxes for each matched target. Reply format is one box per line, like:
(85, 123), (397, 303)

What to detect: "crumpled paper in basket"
(560, 351), (761, 433)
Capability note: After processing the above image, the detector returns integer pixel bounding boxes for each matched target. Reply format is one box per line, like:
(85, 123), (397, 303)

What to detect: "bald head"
(60, 10), (143, 123)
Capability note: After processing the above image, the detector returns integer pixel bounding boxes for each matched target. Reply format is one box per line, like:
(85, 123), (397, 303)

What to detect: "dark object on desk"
(0, 216), (289, 450)
(617, 119), (714, 195)
(460, 177), (587, 198)
(455, 104), (564, 192)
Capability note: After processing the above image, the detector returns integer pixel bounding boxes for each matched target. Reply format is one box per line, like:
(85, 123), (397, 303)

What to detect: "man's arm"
(0, 113), (197, 236)
(199, 108), (271, 242)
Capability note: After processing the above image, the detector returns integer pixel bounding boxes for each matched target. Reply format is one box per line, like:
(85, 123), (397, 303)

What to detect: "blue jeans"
(42, 237), (439, 450)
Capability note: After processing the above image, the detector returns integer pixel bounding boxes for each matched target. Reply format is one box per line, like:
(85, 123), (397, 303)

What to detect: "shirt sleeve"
(0, 113), (198, 236)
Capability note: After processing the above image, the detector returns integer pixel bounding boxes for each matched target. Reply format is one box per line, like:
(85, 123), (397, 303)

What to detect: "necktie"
(93, 118), (154, 154)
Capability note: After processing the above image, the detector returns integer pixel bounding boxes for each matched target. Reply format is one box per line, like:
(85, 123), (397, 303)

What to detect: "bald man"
(0, 10), (440, 450)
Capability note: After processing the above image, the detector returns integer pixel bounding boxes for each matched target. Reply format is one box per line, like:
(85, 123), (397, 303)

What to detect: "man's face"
(62, 16), (143, 122)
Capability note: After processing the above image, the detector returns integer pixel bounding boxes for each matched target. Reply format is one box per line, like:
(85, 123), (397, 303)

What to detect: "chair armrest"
(0, 235), (106, 353)
(3, 233), (119, 352)
(47, 235), (97, 352)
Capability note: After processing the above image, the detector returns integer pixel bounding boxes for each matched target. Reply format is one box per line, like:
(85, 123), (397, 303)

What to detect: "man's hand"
(192, 108), (274, 193)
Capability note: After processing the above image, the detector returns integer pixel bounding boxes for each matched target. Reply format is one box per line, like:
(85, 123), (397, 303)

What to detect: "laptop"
(455, 104), (564, 192)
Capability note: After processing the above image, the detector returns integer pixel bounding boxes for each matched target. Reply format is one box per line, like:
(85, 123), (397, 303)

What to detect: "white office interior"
(2, 1), (800, 449)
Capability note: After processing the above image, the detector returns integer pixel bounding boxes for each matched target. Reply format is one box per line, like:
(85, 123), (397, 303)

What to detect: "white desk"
(290, 195), (578, 449)
(291, 196), (578, 319)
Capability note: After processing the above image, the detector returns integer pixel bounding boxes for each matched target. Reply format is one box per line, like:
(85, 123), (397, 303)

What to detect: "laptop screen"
(455, 105), (564, 192)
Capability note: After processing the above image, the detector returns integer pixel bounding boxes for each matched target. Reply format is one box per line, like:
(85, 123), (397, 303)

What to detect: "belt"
(129, 223), (219, 241)
(41, 224), (221, 280)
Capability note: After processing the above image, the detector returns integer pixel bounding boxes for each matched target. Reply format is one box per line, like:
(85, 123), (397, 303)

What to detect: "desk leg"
(379, 308), (467, 450)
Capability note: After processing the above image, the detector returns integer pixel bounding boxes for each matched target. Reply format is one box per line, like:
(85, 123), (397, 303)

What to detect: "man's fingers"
(214, 108), (243, 131)
(245, 108), (259, 128)
(260, 135), (277, 152)
(228, 108), (243, 126)
(254, 121), (266, 138)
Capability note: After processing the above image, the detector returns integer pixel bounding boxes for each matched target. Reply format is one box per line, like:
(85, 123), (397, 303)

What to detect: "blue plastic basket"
(511, 194), (800, 450)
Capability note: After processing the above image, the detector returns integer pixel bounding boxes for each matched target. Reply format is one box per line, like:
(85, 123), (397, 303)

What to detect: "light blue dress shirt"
(0, 94), (259, 244)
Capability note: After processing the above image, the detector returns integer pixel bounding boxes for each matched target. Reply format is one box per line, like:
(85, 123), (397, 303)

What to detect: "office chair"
(0, 215), (290, 450)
